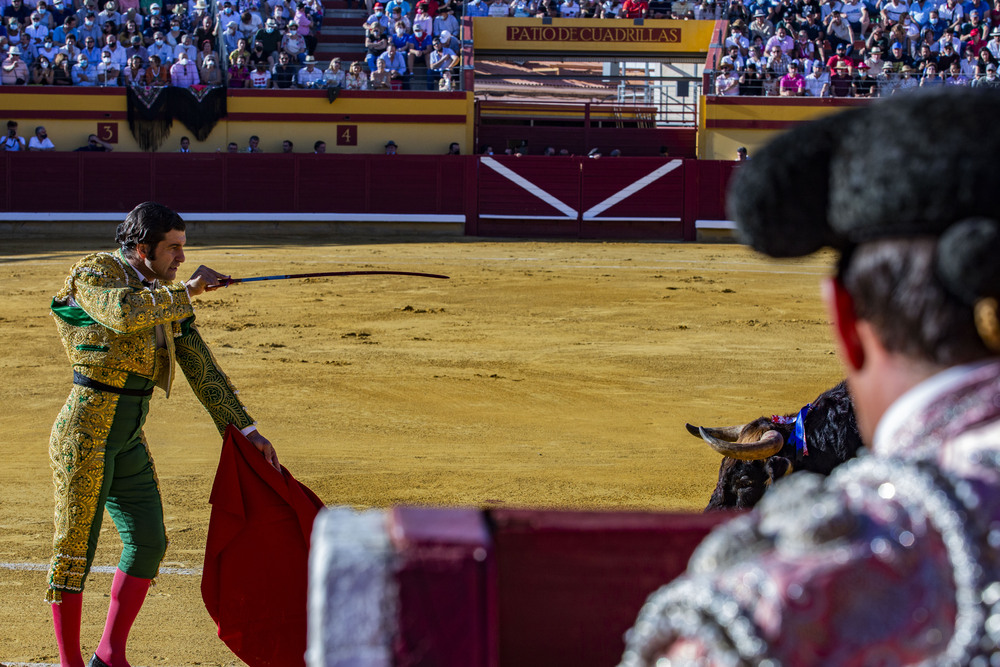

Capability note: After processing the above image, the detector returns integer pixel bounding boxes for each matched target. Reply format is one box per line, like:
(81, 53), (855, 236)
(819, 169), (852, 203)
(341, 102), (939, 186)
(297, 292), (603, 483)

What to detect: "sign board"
(473, 18), (716, 54)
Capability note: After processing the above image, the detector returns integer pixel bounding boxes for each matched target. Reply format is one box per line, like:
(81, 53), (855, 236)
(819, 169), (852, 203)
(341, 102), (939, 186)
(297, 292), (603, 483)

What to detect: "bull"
(690, 381), (864, 511)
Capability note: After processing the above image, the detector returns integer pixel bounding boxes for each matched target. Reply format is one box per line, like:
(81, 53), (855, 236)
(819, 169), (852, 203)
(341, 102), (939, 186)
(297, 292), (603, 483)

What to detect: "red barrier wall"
(0, 153), (737, 240)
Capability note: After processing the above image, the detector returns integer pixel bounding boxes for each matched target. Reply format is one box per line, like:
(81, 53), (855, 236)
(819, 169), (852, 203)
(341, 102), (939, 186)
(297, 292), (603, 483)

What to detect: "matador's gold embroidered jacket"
(51, 249), (255, 434)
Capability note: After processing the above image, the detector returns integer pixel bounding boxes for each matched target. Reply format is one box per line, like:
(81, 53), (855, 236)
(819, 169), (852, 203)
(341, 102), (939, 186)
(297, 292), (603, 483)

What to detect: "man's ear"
(135, 243), (150, 261)
(822, 276), (865, 371)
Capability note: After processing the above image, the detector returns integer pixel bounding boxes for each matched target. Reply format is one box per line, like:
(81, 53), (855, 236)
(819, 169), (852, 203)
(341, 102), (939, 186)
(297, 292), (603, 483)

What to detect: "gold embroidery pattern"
(175, 324), (255, 434)
(52, 251), (194, 392)
(46, 385), (119, 603)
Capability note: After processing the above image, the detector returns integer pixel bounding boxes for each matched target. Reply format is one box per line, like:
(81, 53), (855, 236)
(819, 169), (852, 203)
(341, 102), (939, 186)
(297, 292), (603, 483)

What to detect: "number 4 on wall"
(336, 125), (357, 146)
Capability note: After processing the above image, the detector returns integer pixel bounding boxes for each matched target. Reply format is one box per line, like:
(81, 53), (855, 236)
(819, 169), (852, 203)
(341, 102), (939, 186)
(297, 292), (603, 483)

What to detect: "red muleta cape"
(202, 425), (325, 667)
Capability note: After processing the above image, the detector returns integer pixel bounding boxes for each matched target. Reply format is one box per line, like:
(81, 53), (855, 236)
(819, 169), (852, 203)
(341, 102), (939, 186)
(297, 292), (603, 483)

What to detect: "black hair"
(116, 201), (185, 258)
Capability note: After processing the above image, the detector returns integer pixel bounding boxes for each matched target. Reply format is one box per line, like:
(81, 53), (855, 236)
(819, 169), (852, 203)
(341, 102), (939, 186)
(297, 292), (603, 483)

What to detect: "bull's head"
(689, 418), (797, 511)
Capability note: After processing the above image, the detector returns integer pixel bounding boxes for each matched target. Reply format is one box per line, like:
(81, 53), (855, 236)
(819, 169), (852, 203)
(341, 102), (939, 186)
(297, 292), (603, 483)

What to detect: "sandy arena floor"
(0, 235), (843, 666)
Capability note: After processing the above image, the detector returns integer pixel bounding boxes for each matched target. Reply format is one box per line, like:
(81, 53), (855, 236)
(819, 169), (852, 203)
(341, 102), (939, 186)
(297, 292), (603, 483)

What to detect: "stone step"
(317, 32), (365, 43)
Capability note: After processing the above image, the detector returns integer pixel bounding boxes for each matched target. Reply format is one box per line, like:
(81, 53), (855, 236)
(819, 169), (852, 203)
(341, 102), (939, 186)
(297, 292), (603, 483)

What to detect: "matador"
(47, 201), (280, 667)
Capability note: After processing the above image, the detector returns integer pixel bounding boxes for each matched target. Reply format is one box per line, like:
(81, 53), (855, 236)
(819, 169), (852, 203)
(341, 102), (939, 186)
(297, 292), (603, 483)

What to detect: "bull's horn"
(685, 423), (744, 441)
(697, 426), (784, 461)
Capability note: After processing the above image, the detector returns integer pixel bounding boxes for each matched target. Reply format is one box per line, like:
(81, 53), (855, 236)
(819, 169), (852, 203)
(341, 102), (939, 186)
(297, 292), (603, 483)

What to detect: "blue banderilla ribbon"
(787, 404), (811, 457)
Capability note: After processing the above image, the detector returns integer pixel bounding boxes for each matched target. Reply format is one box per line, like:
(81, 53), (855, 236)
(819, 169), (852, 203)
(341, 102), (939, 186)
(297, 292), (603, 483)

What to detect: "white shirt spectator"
(28, 134), (55, 150)
(559, 0), (580, 15)
(487, 0), (510, 15)
(174, 41), (196, 63)
(105, 41), (128, 68)
(432, 11), (457, 37)
(249, 66), (270, 87)
(804, 66), (830, 95)
(296, 62), (323, 86)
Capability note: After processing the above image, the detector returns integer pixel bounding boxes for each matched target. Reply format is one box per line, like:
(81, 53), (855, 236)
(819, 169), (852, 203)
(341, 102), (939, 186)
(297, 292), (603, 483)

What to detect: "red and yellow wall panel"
(698, 95), (868, 160)
(0, 88), (474, 154)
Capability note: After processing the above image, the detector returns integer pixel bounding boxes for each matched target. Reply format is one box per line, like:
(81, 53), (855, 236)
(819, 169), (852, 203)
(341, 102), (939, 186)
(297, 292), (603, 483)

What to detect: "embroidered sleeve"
(173, 318), (255, 435)
(620, 456), (996, 666)
(68, 253), (194, 334)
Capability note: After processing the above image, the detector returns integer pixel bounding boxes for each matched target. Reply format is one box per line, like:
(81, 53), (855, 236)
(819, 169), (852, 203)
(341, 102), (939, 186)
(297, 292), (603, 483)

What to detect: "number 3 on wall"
(97, 123), (118, 144)
(336, 125), (357, 146)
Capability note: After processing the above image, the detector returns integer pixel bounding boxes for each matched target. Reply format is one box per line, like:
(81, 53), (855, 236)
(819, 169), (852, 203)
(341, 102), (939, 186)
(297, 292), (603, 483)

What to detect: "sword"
(223, 270), (450, 285)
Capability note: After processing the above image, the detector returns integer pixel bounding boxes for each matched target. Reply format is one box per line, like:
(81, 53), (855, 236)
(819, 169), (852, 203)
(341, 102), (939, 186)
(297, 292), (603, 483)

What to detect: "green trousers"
(48, 374), (167, 601)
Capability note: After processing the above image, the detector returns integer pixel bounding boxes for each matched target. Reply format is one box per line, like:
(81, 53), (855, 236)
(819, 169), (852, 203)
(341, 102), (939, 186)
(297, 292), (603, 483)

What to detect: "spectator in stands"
(248, 58), (271, 86)
(438, 28), (459, 52)
(826, 41), (854, 71)
(726, 21), (750, 56)
(364, 3), (390, 29)
(766, 43), (791, 78)
(825, 9), (855, 52)
(39, 33), (61, 61)
(271, 49), (297, 87)
(78, 14), (102, 46)
(52, 52), (73, 83)
(909, 0), (935, 27)
(487, 0), (510, 14)
(97, 1), (120, 32)
(53, 17), (78, 47)
(945, 59), (969, 83)
(749, 8), (774, 41)
(978, 46), (998, 74)
(1, 121), (24, 151)
(407, 23), (431, 74)
(920, 60), (945, 84)
(281, 21), (306, 62)
(973, 60), (1000, 84)
(248, 39), (270, 67)
(427, 34), (456, 87)
(465, 0), (489, 15)
(226, 141), (238, 152)
(778, 59), (805, 93)
(50, 0), (73, 29)
(512, 0), (538, 13)
(254, 17), (281, 58)
(828, 60), (853, 94)
(79, 35), (100, 62)
(123, 53), (143, 83)
(27, 12), (50, 47)
(344, 59), (368, 88)
(120, 18), (143, 46)
(226, 52), (249, 85)
(97, 48), (120, 83)
(295, 53), (321, 86)
(178, 135), (191, 152)
(196, 38), (217, 67)
(715, 61), (740, 94)
(313, 140), (325, 153)
(895, 63), (919, 90)
(194, 15), (215, 49)
(365, 20), (387, 72)
(938, 0), (964, 27)
(736, 61), (764, 94)
(388, 7), (411, 33)
(370, 54), (391, 87)
(5, 0), (31, 27)
(125, 34), (147, 62)
(146, 30), (171, 63)
(169, 50), (197, 86)
(721, 44), (745, 70)
(174, 32), (196, 62)
(437, 67), (454, 89)
(28, 125), (54, 150)
(217, 0), (240, 32)
(851, 61), (877, 94)
(74, 133), (113, 150)
(377, 41), (406, 85)
(986, 26), (1000, 59)
(384, 139), (397, 155)
(413, 1), (432, 34)
(432, 5), (457, 38)
(803, 59), (829, 94)
(281, 139), (293, 153)
(670, 0), (693, 18)
(2, 45), (28, 83)
(885, 40), (913, 69)
(389, 19), (409, 53)
(620, 0), (647, 17)
(237, 10), (261, 40)
(30, 54), (54, 83)
(143, 53), (167, 83)
(220, 23), (240, 58)
(199, 52), (222, 84)
(323, 56), (344, 87)
(960, 40), (980, 74)
(765, 24), (794, 55)
(246, 135), (262, 152)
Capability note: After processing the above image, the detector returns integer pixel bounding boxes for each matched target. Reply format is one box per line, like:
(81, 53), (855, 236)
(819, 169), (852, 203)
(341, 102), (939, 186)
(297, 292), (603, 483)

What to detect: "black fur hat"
(727, 88), (1000, 305)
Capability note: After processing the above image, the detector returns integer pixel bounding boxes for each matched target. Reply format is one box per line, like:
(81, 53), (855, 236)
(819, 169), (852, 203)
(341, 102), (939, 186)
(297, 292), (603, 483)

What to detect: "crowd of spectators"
(359, 0), (460, 89)
(712, 0), (1000, 95)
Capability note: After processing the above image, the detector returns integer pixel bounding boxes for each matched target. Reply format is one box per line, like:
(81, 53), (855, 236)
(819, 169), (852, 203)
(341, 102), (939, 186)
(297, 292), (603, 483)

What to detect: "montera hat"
(728, 88), (1000, 306)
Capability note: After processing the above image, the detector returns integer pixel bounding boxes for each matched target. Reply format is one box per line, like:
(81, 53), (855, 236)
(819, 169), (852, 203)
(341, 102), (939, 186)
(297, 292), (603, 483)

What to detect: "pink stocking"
(94, 569), (151, 667)
(51, 591), (85, 667)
